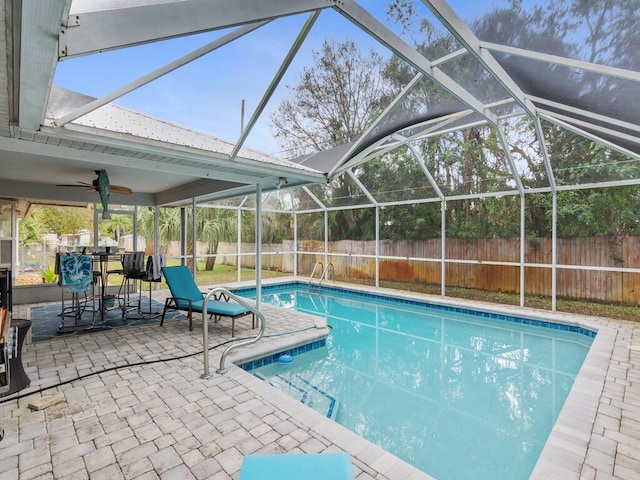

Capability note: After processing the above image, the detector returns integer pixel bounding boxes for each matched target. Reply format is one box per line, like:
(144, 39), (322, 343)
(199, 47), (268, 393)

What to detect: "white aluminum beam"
(375, 205), (380, 287)
(441, 198), (446, 296)
(60, 0), (331, 58)
(230, 11), (320, 160)
(528, 95), (640, 136)
(538, 108), (640, 150)
(520, 195), (525, 307)
(406, 142), (445, 201)
(19, 0), (71, 130)
(421, 0), (556, 192)
(421, 0), (538, 117)
(495, 124), (525, 194)
(538, 110), (640, 164)
(255, 183), (262, 307)
(481, 41), (640, 84)
(292, 177), (640, 215)
(54, 22), (268, 127)
(346, 170), (378, 205)
(431, 48), (467, 67)
(332, 110), (473, 178)
(238, 208), (244, 281)
(336, 1), (497, 123)
(530, 116), (557, 192)
(301, 186), (325, 210)
(554, 177), (640, 192)
(329, 73), (424, 177)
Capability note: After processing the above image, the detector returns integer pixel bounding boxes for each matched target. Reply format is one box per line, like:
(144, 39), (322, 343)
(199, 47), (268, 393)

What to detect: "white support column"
(192, 198), (197, 277)
(12, 204), (18, 276)
(237, 208), (242, 283)
(256, 184), (262, 307)
(375, 205), (380, 288)
(180, 207), (187, 266)
(93, 205), (99, 250)
(520, 194), (525, 307)
(441, 200), (446, 297)
(153, 207), (159, 255)
(324, 210), (328, 269)
(552, 191), (558, 311)
(293, 212), (298, 277)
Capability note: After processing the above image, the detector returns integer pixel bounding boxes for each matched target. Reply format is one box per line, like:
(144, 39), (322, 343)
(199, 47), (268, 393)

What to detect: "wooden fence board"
(213, 235), (640, 305)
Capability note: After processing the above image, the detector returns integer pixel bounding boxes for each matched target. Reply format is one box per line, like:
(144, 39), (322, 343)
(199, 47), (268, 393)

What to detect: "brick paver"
(2, 281), (638, 479)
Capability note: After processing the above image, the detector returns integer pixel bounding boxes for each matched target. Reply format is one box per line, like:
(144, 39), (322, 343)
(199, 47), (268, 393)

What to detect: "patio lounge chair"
(160, 265), (253, 336)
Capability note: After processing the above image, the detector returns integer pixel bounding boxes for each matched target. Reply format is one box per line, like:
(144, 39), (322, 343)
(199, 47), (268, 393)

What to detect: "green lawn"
(148, 261), (290, 291)
(376, 279), (640, 323)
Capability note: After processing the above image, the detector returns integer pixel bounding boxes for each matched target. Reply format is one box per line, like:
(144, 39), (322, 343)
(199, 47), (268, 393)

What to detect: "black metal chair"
(56, 253), (95, 331)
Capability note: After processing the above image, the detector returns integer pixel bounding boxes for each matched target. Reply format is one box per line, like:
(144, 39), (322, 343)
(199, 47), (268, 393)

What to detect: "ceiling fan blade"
(110, 185), (133, 195)
(57, 171), (133, 208)
(56, 182), (93, 188)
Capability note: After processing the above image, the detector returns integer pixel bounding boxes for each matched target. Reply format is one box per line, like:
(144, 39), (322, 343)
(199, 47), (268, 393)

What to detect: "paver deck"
(1, 280), (638, 479)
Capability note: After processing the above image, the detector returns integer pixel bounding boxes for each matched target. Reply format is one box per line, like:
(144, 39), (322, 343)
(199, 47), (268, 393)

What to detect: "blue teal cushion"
(59, 254), (93, 292)
(239, 453), (354, 480)
(174, 298), (248, 317)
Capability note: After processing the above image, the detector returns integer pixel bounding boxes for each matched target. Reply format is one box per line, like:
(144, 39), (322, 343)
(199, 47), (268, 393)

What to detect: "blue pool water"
(237, 284), (594, 480)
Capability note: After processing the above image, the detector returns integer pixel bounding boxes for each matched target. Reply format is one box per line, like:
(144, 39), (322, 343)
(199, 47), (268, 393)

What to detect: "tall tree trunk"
(205, 240), (219, 271)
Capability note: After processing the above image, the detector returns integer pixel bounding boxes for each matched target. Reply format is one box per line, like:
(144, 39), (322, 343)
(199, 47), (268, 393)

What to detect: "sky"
(52, 1), (497, 157)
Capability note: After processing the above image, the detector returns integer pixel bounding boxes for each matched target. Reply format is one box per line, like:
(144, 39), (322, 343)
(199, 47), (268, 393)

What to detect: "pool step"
(255, 372), (339, 420)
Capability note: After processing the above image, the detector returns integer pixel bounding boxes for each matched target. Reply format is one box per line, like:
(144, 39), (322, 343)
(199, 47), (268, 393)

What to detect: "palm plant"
(138, 206), (237, 271)
(196, 206), (237, 270)
(101, 214), (132, 242)
(137, 207), (182, 253)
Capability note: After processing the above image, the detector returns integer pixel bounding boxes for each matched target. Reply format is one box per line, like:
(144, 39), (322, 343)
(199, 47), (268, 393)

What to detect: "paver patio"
(1, 282), (638, 479)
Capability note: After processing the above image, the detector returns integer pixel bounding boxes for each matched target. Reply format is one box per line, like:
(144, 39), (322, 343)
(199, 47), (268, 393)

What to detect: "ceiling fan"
(56, 169), (132, 219)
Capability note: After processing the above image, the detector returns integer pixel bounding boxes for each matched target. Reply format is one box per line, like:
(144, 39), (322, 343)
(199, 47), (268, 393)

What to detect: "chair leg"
(160, 302), (167, 326)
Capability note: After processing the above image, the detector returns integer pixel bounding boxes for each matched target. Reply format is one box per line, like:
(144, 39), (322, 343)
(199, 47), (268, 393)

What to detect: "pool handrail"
(318, 262), (334, 287)
(308, 261), (323, 287)
(199, 287), (265, 376)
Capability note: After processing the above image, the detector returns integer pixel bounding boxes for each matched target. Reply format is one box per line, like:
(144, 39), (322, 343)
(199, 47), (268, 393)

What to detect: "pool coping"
(235, 280), (598, 338)
(241, 277), (616, 480)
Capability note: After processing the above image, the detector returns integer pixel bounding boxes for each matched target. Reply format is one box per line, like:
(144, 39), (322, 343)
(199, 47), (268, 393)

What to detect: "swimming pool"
(236, 283), (594, 480)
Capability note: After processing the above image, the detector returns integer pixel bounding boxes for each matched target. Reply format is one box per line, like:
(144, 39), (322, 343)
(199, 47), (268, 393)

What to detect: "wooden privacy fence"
(213, 235), (640, 305)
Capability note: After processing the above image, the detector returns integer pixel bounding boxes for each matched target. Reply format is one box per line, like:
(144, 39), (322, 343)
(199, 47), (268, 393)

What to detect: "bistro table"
(92, 251), (123, 322)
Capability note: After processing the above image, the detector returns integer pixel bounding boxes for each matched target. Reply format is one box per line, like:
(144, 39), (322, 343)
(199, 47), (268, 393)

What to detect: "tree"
(388, 0), (640, 239)
(197, 207), (237, 271)
(275, 1), (640, 242)
(273, 39), (394, 240)
(26, 205), (92, 238)
(272, 38), (392, 157)
(138, 207), (182, 253)
(19, 215), (42, 244)
(139, 205), (239, 271)
(100, 214), (132, 242)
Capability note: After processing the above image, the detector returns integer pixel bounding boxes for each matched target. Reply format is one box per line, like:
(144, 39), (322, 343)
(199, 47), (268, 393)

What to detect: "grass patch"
(371, 279), (640, 323)
(144, 262), (289, 291)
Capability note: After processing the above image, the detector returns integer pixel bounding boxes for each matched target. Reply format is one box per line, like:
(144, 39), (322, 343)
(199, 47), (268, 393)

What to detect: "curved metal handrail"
(199, 287), (265, 376)
(318, 262), (334, 287)
(308, 261), (323, 286)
